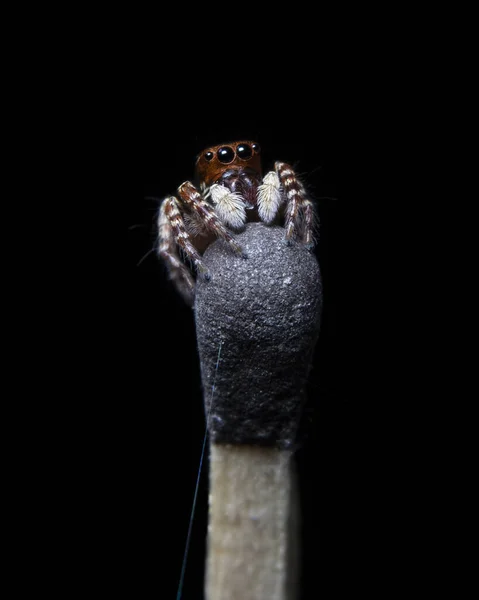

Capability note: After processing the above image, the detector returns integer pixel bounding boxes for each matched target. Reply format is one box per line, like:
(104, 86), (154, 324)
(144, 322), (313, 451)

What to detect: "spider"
(157, 141), (316, 305)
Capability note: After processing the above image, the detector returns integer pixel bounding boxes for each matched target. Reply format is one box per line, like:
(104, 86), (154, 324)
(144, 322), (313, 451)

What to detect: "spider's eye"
(217, 146), (235, 164)
(204, 151), (214, 161)
(236, 144), (252, 160)
(252, 143), (261, 154)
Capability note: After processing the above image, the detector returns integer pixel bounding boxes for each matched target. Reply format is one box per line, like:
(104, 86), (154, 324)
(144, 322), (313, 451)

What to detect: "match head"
(195, 141), (262, 187)
(195, 223), (322, 450)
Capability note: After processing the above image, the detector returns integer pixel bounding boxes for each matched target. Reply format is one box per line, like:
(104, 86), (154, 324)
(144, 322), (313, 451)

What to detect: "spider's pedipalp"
(178, 181), (245, 257)
(209, 184), (246, 230)
(257, 171), (282, 224)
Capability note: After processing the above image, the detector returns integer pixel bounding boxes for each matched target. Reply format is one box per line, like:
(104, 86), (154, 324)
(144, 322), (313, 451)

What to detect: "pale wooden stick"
(205, 443), (299, 600)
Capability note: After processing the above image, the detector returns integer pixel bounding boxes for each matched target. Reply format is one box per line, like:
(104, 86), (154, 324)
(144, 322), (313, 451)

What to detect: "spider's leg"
(157, 196), (205, 305)
(257, 170), (282, 224)
(178, 181), (245, 257)
(301, 196), (315, 247)
(275, 162), (316, 247)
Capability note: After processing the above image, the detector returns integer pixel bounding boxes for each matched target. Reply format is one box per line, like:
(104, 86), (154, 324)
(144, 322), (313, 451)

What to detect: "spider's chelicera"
(157, 141), (316, 305)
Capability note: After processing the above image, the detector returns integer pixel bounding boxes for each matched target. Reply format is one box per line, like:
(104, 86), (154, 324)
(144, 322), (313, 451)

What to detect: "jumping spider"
(157, 141), (316, 305)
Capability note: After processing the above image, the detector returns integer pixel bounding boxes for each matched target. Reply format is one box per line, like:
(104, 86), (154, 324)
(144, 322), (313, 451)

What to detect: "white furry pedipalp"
(209, 184), (247, 230)
(257, 171), (281, 223)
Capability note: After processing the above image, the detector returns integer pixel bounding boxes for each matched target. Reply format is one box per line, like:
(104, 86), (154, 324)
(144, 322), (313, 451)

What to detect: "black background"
(12, 15), (443, 598)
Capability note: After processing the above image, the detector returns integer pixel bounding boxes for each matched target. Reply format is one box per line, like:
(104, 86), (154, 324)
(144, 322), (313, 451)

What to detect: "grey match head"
(194, 223), (322, 450)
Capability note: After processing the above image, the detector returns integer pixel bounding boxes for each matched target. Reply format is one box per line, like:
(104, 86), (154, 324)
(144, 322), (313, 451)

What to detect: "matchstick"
(195, 222), (322, 600)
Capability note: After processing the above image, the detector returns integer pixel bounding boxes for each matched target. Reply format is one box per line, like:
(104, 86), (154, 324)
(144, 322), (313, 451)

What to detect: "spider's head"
(195, 141), (262, 187)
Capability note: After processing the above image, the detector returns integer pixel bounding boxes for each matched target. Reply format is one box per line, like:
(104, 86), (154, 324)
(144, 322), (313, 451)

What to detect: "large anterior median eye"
(217, 146), (235, 163)
(236, 143), (252, 159)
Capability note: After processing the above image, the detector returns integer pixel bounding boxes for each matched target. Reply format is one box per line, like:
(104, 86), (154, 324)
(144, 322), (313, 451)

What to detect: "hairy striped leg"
(157, 196), (205, 306)
(178, 182), (246, 257)
(275, 162), (316, 248)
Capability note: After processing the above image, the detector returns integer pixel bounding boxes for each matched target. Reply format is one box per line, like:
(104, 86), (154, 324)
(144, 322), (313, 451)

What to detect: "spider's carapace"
(196, 141), (263, 211)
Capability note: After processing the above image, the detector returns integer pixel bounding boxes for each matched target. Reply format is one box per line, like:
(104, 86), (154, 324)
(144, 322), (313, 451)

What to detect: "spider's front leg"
(157, 195), (205, 306)
(178, 182), (246, 257)
(275, 162), (315, 248)
(258, 162), (316, 248)
(158, 181), (248, 304)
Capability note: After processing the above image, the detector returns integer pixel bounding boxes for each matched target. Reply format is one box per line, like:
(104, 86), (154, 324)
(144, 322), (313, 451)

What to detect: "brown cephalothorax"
(195, 141), (262, 187)
(157, 141), (317, 306)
